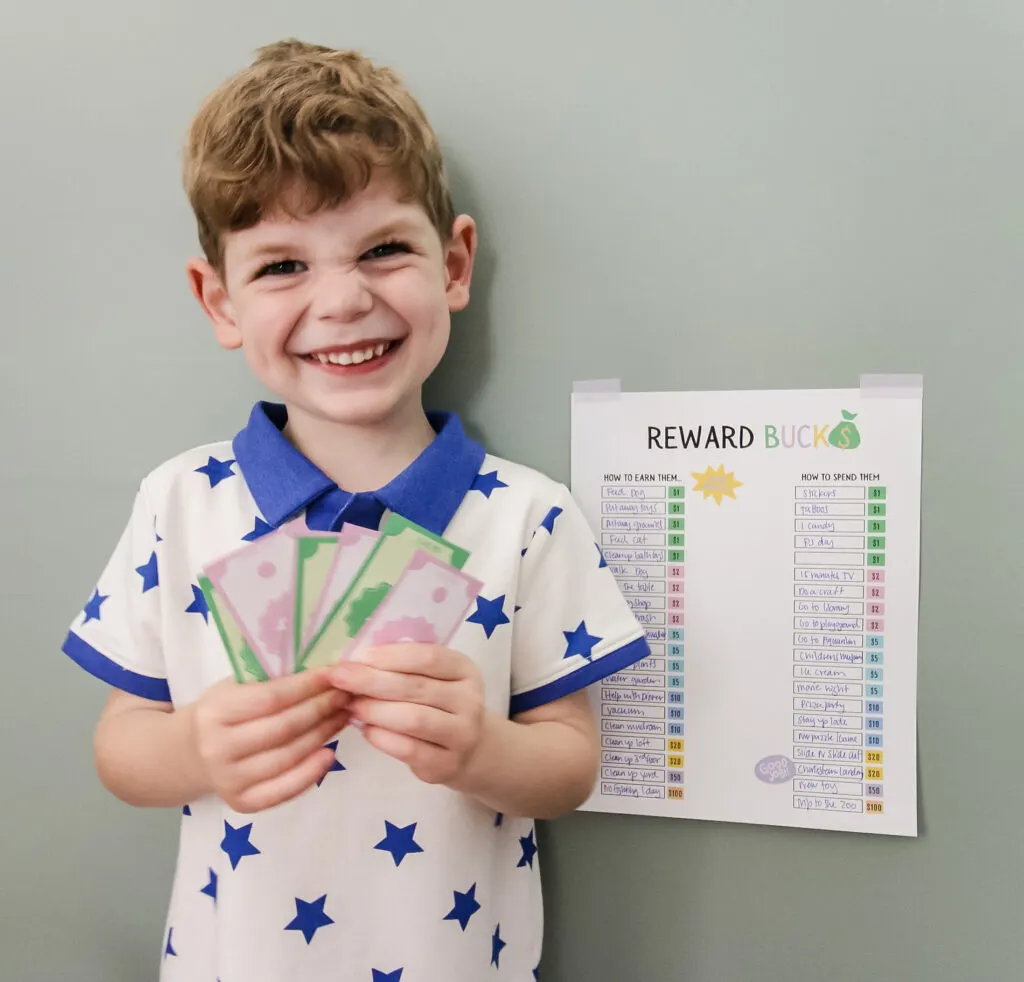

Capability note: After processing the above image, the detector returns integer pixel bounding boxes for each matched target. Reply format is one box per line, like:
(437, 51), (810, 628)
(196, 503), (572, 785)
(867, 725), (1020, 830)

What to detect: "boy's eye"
(256, 259), (306, 278)
(362, 241), (411, 261)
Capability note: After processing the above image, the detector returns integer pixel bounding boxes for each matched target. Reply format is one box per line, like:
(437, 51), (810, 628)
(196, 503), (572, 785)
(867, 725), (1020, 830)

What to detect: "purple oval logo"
(755, 755), (795, 784)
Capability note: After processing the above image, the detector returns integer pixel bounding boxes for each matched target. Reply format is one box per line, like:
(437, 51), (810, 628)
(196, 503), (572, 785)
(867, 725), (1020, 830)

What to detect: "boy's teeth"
(314, 342), (392, 366)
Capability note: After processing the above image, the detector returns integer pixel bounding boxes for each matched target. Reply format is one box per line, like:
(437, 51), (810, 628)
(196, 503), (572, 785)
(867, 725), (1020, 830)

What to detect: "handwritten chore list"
(571, 381), (922, 836)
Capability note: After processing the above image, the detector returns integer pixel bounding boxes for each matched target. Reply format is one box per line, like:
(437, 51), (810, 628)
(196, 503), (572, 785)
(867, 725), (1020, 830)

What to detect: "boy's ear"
(444, 215), (477, 313)
(185, 257), (242, 350)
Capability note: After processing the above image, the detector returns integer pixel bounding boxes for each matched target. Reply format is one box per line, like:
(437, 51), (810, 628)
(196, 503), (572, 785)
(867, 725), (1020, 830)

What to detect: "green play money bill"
(199, 575), (270, 683)
(293, 535), (339, 663)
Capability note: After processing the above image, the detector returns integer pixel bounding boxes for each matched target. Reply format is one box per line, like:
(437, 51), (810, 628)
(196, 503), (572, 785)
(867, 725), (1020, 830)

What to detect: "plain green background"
(3, 2), (1023, 979)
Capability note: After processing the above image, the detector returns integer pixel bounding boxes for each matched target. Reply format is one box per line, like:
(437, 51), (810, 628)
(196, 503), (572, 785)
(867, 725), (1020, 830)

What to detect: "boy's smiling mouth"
(300, 338), (403, 372)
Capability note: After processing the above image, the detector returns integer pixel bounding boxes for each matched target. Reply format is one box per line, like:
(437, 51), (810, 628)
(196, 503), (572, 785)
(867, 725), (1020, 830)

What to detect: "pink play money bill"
(344, 550), (482, 662)
(203, 519), (305, 678)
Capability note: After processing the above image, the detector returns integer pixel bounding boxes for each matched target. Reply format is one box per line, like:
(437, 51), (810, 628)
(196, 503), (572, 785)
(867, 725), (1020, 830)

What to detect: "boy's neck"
(282, 398), (438, 493)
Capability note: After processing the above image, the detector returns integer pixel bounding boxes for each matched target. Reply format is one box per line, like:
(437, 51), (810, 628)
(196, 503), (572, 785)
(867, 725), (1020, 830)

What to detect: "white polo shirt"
(63, 403), (649, 982)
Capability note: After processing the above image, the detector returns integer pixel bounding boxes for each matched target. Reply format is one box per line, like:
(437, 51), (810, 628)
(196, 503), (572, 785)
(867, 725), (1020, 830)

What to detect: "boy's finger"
(332, 662), (461, 712)
(233, 710), (349, 788)
(227, 687), (349, 758)
(352, 697), (456, 748)
(234, 746), (338, 814)
(219, 667), (337, 724)
(336, 644), (467, 681)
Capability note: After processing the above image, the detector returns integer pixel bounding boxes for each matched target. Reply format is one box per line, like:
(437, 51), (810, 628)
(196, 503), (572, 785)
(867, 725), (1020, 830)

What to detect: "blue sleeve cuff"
(62, 631), (171, 703)
(509, 634), (651, 715)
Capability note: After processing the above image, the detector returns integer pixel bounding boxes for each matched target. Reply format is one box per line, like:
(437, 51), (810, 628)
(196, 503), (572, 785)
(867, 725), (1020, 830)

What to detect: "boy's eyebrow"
(240, 241), (303, 263)
(358, 218), (426, 244)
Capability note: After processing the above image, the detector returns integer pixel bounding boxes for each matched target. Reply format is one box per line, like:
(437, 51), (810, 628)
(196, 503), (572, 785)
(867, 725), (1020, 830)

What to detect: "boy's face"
(187, 172), (475, 431)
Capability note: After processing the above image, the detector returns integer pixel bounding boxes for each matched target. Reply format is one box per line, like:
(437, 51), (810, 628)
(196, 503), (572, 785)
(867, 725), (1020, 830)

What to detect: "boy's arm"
(94, 689), (208, 808)
(93, 671), (351, 812)
(456, 691), (599, 819)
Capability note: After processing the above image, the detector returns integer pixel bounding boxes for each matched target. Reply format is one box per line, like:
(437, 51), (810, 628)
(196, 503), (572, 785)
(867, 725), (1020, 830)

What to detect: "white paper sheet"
(571, 385), (922, 836)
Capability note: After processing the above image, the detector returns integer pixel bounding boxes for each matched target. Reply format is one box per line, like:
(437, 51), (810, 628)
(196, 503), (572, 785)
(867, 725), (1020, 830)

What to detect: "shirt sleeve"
(509, 483), (650, 715)
(61, 481), (170, 702)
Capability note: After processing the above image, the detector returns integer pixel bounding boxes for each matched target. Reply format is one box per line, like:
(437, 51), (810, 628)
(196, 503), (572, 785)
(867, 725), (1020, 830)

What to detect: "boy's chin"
(287, 391), (423, 429)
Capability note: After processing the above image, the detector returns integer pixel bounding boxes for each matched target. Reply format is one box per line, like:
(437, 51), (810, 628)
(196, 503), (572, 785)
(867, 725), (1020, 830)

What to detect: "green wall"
(3, 2), (1022, 979)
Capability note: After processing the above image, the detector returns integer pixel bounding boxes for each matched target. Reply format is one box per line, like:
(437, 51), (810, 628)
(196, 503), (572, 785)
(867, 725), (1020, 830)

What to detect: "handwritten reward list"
(570, 385), (922, 836)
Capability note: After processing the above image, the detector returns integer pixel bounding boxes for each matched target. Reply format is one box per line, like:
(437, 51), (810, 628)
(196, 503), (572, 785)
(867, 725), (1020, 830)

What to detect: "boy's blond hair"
(183, 39), (455, 271)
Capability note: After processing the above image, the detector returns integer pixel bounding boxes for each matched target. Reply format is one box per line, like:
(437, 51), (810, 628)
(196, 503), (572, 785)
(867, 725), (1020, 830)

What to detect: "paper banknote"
(203, 524), (302, 678)
(199, 575), (270, 683)
(296, 524), (379, 665)
(293, 534), (339, 661)
(344, 550), (482, 662)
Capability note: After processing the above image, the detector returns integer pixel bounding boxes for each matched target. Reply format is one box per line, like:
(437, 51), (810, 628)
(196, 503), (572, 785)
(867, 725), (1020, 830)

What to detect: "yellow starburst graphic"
(691, 465), (743, 505)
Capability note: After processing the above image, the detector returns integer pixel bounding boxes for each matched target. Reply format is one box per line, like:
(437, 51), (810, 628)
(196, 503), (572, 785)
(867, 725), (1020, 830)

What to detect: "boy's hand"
(329, 645), (485, 788)
(189, 668), (351, 813)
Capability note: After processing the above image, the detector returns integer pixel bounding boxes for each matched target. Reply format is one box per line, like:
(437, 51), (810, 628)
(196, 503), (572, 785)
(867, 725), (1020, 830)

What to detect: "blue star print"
(534, 966), (540, 980)
(563, 621), (603, 661)
(518, 828), (538, 869)
(182, 804), (191, 816)
(185, 584), (209, 622)
(494, 812), (504, 828)
(243, 517), (274, 541)
(372, 970), (403, 982)
(539, 506), (563, 534)
(82, 589), (107, 623)
(164, 927), (177, 958)
(195, 455), (236, 488)
(466, 594), (510, 639)
(374, 821), (424, 867)
(220, 821), (260, 869)
(201, 868), (217, 904)
(285, 895), (334, 944)
(444, 883), (481, 930)
(491, 924), (507, 967)
(596, 543), (608, 568)
(471, 470), (508, 498)
(135, 552), (159, 592)
(317, 740), (346, 786)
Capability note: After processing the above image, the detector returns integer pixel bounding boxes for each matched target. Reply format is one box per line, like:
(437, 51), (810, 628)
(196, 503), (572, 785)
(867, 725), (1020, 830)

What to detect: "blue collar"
(232, 402), (486, 536)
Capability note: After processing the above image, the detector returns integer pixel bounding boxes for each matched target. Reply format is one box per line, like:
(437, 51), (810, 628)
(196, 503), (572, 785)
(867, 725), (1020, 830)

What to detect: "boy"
(63, 39), (649, 980)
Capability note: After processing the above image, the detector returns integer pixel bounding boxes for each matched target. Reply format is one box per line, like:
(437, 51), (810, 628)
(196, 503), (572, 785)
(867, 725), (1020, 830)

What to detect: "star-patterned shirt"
(62, 403), (649, 981)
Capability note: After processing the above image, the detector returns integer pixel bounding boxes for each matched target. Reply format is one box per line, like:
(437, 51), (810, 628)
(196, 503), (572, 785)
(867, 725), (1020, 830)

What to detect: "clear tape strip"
(572, 378), (621, 402)
(859, 373), (923, 399)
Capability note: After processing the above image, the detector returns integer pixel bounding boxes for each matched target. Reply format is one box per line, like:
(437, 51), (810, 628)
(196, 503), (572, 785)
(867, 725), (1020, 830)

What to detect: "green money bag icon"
(828, 410), (861, 450)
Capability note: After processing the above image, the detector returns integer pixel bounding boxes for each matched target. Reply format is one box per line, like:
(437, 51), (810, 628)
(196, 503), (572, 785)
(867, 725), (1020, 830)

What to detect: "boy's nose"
(310, 268), (374, 322)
